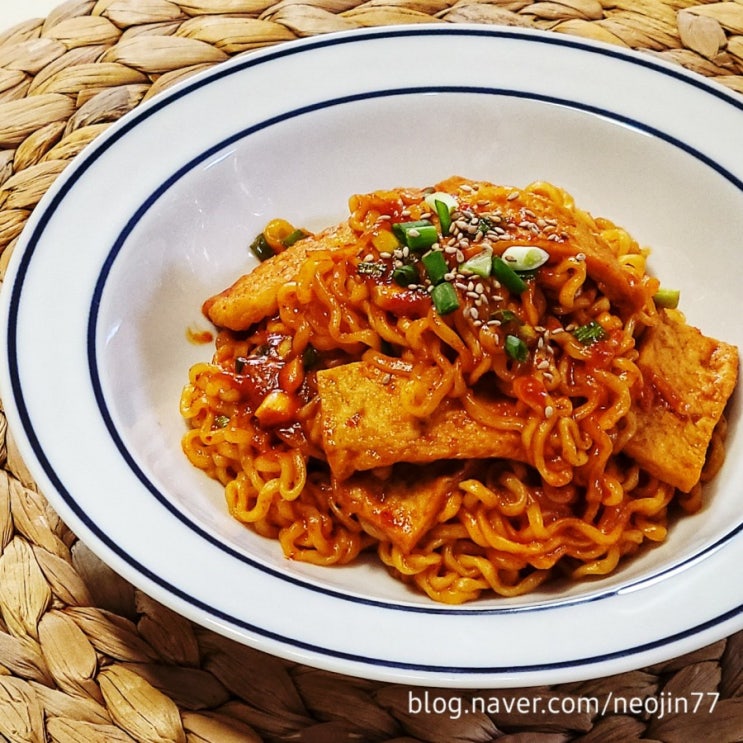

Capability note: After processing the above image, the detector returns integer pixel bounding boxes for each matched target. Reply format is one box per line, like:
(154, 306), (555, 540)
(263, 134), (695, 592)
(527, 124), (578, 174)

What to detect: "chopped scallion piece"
(392, 264), (419, 287)
(460, 248), (493, 278)
(424, 191), (458, 213)
(214, 415), (230, 428)
(573, 320), (607, 345)
(392, 220), (438, 252)
(282, 228), (308, 247)
(501, 245), (550, 271)
(249, 233), (274, 262)
(491, 309), (519, 324)
(505, 334), (529, 362)
(492, 256), (528, 294)
(422, 250), (448, 285)
(434, 199), (452, 236)
(653, 287), (680, 309)
(431, 281), (460, 315)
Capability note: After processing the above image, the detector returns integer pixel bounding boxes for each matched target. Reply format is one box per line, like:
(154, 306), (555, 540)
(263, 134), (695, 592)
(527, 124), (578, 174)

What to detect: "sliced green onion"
(249, 233), (274, 262)
(492, 256), (528, 294)
(392, 264), (419, 287)
(282, 228), (309, 247)
(424, 191), (458, 213)
(491, 309), (520, 325)
(434, 199), (452, 236)
(422, 250), (448, 285)
(501, 245), (550, 271)
(653, 287), (680, 309)
(477, 216), (497, 235)
(460, 248), (493, 278)
(214, 415), (230, 428)
(431, 281), (460, 315)
(505, 334), (529, 362)
(392, 220), (438, 252)
(573, 320), (607, 345)
(392, 219), (428, 242)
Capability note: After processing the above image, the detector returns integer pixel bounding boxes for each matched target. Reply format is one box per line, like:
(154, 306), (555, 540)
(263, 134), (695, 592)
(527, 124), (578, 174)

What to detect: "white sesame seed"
(507, 191), (519, 200)
(545, 405), (554, 419)
(364, 253), (374, 262)
(379, 251), (392, 259)
(455, 250), (465, 263)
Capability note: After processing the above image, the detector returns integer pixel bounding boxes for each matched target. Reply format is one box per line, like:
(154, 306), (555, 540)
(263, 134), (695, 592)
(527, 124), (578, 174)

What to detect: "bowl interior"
(95, 90), (743, 608)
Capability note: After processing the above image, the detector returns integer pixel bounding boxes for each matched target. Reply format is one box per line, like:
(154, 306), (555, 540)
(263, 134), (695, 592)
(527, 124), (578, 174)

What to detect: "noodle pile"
(180, 176), (736, 603)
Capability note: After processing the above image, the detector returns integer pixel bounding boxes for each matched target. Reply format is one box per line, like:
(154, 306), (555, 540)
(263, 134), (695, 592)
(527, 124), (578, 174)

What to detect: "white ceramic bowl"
(2, 25), (742, 687)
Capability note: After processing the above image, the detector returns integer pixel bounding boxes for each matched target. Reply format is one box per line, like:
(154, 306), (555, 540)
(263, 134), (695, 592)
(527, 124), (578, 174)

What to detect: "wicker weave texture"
(0, 1), (742, 741)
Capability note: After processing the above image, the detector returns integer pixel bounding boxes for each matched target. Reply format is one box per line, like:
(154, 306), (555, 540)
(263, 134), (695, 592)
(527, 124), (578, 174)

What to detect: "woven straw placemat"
(0, 1), (742, 741)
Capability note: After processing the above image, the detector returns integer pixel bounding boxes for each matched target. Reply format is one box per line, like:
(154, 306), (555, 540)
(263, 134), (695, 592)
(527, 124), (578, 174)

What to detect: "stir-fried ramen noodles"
(180, 176), (738, 603)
